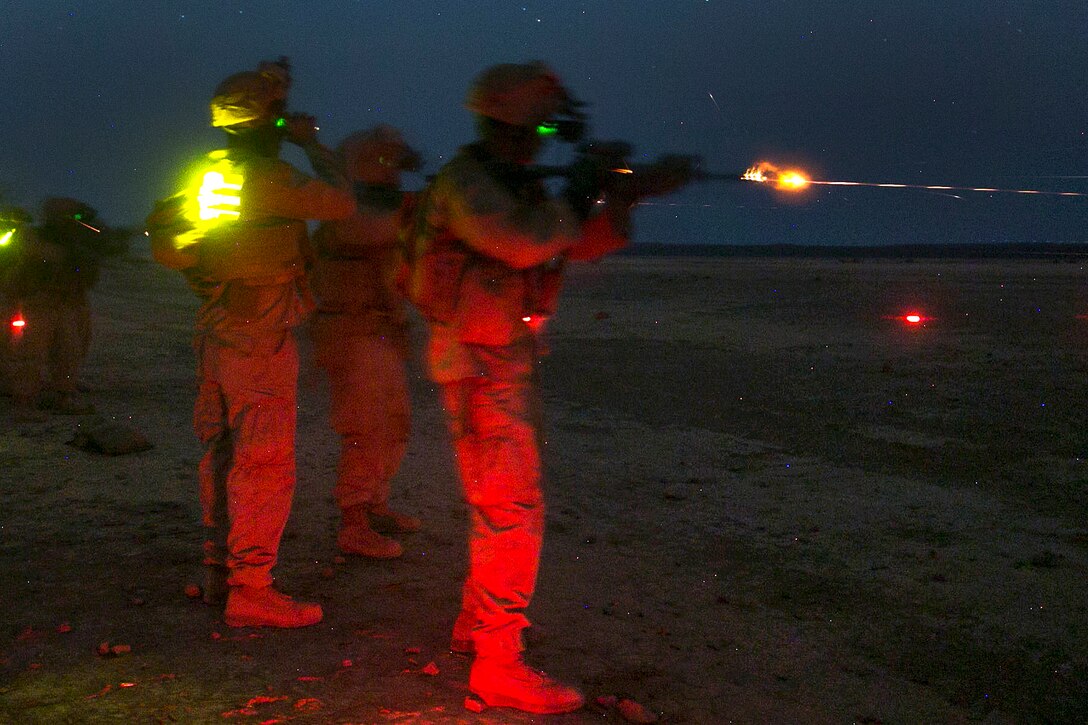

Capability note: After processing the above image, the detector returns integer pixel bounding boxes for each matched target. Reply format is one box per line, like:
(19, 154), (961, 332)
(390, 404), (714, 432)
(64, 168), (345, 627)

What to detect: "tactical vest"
(312, 204), (404, 314)
(199, 221), (306, 283)
(404, 187), (564, 342)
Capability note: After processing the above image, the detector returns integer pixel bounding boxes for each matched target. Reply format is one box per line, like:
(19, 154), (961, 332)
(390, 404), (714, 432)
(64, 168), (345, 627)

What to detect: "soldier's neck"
(224, 131), (282, 160)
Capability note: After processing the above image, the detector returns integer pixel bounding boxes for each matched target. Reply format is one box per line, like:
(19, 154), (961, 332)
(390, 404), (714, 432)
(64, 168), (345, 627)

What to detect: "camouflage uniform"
(148, 59), (354, 627)
(1, 199), (126, 411)
(153, 145), (353, 590)
(419, 140), (626, 659)
(310, 126), (421, 558)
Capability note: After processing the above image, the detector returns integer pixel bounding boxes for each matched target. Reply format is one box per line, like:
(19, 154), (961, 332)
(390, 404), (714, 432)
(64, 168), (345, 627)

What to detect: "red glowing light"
(521, 314), (549, 333)
(883, 311), (932, 325)
(11, 315), (26, 329)
(896, 312), (933, 326)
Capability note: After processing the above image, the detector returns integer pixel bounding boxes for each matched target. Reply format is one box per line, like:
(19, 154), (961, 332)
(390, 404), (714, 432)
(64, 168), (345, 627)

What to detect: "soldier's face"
(482, 121), (543, 165)
(225, 120), (284, 157)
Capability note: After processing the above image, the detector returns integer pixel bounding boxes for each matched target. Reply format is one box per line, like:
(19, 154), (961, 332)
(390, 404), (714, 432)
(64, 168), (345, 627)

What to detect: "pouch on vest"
(400, 186), (469, 324)
(408, 238), (469, 324)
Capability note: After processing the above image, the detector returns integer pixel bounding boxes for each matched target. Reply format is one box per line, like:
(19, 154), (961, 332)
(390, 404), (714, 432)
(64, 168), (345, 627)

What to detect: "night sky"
(3, 1), (1086, 246)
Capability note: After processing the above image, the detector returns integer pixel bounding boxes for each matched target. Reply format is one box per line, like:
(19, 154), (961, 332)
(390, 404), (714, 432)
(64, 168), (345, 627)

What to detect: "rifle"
(529, 140), (744, 185)
(528, 140), (743, 218)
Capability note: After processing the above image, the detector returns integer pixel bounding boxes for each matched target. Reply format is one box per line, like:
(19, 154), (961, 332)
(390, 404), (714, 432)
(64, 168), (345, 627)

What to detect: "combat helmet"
(209, 57), (291, 129)
(338, 125), (422, 184)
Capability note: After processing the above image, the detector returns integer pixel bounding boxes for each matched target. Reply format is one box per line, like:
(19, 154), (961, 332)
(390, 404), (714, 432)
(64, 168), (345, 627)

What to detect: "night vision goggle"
(535, 117), (586, 143)
(273, 115), (319, 132)
(535, 98), (587, 144)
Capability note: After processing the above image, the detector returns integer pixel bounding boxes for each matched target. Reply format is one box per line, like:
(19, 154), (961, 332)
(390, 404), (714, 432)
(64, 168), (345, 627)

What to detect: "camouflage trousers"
(311, 317), (411, 513)
(0, 293), (90, 403)
(194, 329), (298, 589)
(439, 341), (545, 657)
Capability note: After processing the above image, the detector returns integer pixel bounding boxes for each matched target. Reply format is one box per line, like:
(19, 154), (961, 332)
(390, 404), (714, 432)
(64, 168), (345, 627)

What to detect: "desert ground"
(1, 251), (1087, 724)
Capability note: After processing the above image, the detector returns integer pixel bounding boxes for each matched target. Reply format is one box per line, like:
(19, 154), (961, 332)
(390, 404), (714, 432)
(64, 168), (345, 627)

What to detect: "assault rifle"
(528, 140), (743, 217)
(530, 140), (744, 185)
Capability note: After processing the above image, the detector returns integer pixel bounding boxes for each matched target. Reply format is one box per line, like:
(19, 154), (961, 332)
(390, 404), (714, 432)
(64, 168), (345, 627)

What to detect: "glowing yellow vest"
(182, 151), (305, 282)
(174, 151), (244, 249)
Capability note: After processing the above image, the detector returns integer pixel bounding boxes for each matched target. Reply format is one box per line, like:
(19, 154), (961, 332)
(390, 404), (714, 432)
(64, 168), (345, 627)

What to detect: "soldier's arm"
(300, 139), (351, 193)
(145, 195), (199, 270)
(439, 160), (579, 270)
(564, 183), (636, 261)
(245, 160), (356, 222)
(281, 114), (351, 193)
(565, 209), (630, 261)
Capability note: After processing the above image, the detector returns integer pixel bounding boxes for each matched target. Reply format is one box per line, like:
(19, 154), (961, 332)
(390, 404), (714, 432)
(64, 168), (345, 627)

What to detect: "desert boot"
(338, 505), (403, 558)
(369, 505), (423, 534)
(224, 585), (322, 628)
(469, 656), (584, 714)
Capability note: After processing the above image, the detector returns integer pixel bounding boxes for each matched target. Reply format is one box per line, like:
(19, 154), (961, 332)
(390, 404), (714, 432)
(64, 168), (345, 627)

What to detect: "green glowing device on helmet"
(535, 114), (586, 143)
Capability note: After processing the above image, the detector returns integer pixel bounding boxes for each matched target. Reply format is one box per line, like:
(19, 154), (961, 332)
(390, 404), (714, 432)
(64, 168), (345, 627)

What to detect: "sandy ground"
(1, 252), (1087, 724)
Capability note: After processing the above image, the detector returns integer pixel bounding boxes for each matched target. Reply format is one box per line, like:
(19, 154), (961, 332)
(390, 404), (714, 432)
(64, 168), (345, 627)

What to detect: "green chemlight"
(536, 123), (559, 137)
(0, 229), (14, 246)
(275, 117), (287, 128)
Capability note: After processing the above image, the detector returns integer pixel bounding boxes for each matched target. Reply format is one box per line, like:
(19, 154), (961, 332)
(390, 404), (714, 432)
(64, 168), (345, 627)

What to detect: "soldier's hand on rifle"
(563, 154), (608, 220)
(563, 141), (632, 220)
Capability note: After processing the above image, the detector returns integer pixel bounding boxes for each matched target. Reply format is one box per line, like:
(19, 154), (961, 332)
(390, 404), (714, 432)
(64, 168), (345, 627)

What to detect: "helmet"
(338, 125), (422, 183)
(210, 57), (291, 128)
(465, 61), (570, 127)
(0, 206), (32, 226)
(41, 197), (96, 226)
